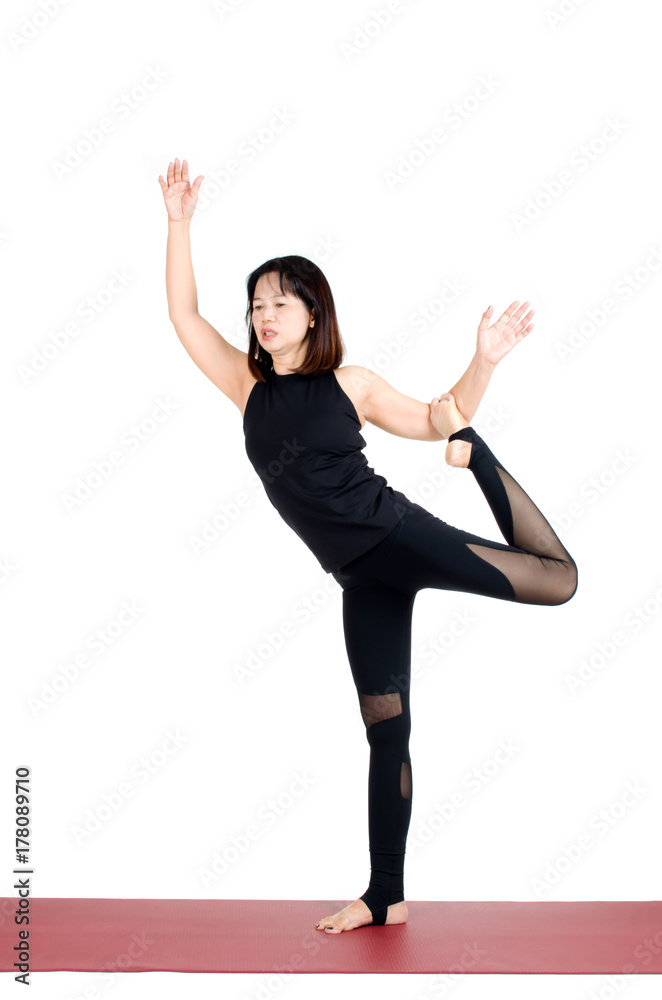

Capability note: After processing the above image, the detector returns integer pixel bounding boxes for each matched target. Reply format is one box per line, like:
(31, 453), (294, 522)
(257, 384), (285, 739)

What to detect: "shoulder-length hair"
(244, 255), (345, 381)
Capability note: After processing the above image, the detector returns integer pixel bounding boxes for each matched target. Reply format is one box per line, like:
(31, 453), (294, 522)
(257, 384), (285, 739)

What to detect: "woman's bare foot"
(430, 392), (472, 467)
(315, 898), (408, 933)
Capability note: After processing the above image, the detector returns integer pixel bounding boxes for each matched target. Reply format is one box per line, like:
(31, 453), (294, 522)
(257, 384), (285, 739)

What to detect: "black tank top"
(243, 368), (416, 572)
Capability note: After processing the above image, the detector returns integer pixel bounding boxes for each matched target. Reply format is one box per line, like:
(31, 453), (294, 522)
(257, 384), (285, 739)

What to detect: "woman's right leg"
(445, 425), (579, 604)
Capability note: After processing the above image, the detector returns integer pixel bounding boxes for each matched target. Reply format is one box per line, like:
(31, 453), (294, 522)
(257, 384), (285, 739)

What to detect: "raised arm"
(159, 158), (250, 410)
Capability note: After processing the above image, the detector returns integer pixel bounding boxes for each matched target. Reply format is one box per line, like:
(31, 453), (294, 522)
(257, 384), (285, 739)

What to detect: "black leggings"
(330, 426), (578, 925)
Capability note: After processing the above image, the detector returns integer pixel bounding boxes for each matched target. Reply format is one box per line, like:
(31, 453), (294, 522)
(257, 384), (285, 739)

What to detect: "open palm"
(158, 157), (204, 221)
(477, 300), (535, 366)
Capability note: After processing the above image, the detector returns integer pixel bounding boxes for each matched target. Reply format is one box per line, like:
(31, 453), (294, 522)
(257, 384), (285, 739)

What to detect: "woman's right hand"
(158, 158), (204, 221)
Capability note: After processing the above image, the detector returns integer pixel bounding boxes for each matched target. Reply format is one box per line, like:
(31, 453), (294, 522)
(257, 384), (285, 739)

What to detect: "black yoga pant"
(330, 426), (578, 925)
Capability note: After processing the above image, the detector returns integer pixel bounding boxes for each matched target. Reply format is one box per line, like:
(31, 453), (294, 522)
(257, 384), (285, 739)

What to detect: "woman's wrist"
(474, 350), (497, 374)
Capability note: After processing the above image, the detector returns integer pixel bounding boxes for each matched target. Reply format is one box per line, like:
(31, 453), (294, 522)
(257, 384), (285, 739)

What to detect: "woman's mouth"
(262, 331), (278, 339)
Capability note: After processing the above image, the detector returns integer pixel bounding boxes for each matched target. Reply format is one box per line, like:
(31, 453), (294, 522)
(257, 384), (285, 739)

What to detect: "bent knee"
(555, 561), (578, 606)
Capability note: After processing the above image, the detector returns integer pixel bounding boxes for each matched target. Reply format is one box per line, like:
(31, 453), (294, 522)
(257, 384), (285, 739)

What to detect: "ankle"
(446, 431), (473, 469)
(448, 425), (474, 443)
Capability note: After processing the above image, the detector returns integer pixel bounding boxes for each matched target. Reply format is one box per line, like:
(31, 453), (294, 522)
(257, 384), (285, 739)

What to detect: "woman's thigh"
(369, 506), (521, 602)
(339, 577), (417, 698)
(332, 503), (527, 696)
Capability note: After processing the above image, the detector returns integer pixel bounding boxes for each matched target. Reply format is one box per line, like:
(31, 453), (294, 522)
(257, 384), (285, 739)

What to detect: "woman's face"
(252, 271), (314, 361)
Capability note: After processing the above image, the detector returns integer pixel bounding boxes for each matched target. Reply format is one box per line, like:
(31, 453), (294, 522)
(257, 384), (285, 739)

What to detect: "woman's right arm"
(160, 159), (250, 410)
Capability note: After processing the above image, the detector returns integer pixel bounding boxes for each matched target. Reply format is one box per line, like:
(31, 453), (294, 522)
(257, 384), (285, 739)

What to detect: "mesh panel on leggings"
(450, 430), (578, 606)
(358, 694), (411, 799)
(358, 692), (402, 727)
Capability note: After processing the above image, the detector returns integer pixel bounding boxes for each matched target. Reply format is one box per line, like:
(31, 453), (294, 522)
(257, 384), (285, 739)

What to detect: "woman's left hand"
(476, 300), (535, 366)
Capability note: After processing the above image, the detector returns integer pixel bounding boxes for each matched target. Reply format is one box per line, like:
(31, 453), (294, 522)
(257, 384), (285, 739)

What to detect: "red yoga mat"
(2, 897), (661, 975)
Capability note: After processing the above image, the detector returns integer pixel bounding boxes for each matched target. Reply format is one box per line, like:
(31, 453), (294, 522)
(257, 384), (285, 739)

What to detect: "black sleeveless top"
(242, 368), (416, 572)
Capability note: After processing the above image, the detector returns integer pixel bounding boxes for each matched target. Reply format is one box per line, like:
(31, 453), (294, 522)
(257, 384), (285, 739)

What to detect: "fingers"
(161, 158), (189, 189)
(496, 300), (535, 333)
(501, 300), (523, 323)
(505, 300), (531, 323)
(510, 301), (535, 334)
(477, 305), (493, 330)
(478, 300), (535, 340)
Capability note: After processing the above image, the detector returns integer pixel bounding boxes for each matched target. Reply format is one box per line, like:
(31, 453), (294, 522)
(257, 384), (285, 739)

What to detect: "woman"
(159, 158), (578, 935)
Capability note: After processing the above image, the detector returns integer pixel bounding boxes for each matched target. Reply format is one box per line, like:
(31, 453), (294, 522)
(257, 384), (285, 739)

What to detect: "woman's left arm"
(356, 301), (534, 441)
(437, 300), (535, 424)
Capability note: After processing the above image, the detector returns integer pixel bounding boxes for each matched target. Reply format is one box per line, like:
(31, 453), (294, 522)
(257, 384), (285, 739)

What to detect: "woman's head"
(245, 255), (345, 380)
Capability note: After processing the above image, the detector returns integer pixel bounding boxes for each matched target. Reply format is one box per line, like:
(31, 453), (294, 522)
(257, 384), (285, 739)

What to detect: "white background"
(2, 0), (661, 994)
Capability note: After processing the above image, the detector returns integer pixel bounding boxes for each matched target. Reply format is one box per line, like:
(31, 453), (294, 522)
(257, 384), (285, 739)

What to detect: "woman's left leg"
(342, 578), (417, 926)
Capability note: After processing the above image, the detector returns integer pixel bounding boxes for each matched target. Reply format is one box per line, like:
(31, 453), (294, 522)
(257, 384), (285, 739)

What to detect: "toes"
(316, 920), (338, 932)
(315, 917), (344, 933)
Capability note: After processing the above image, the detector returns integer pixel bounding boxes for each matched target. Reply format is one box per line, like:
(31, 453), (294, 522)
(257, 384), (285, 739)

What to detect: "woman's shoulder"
(332, 364), (377, 396)
(330, 366), (373, 429)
